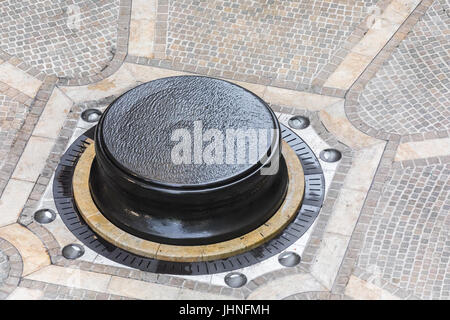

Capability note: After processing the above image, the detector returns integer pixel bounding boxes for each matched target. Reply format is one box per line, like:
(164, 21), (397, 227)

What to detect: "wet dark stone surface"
(100, 76), (276, 185)
(90, 76), (288, 245)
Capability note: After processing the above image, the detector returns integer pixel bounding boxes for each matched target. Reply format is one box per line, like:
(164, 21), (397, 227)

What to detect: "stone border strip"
(18, 278), (133, 300)
(392, 155), (450, 169)
(154, 0), (168, 59)
(73, 140), (304, 262)
(394, 138), (450, 162)
(0, 238), (23, 299)
(283, 291), (348, 300)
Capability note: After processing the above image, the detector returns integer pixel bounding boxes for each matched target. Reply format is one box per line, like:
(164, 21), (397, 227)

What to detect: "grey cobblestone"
(356, 163), (450, 300)
(0, 0), (120, 80)
(166, 0), (376, 90)
(357, 0), (450, 136)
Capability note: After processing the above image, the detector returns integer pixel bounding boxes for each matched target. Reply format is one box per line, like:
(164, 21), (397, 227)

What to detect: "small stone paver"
(357, 0), (450, 135)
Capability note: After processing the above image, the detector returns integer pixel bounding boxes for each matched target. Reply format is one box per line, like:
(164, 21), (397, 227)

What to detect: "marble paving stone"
(343, 142), (386, 193)
(324, 52), (372, 90)
(0, 224), (50, 276)
(11, 136), (54, 182)
(345, 275), (401, 300)
(320, 100), (381, 149)
(60, 65), (138, 104)
(263, 86), (343, 111)
(325, 189), (367, 237)
(33, 88), (73, 139)
(7, 287), (44, 300)
(310, 232), (350, 289)
(247, 273), (325, 300)
(107, 276), (180, 300)
(0, 63), (41, 98)
(0, 179), (34, 227)
(128, 0), (157, 58)
(351, 19), (400, 58)
(395, 138), (450, 162)
(26, 265), (111, 293)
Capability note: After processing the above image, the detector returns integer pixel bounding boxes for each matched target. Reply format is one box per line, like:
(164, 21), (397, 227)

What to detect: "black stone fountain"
(90, 76), (288, 245)
(54, 75), (326, 275)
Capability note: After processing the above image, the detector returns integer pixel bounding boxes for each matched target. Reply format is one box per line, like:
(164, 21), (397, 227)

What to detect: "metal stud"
(34, 208), (56, 224)
(288, 115), (310, 130)
(278, 251), (301, 267)
(81, 109), (102, 123)
(62, 244), (85, 260)
(319, 149), (342, 163)
(224, 272), (247, 288)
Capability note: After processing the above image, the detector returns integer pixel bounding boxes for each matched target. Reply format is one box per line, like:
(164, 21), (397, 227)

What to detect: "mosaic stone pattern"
(0, 95), (29, 170)
(357, 1), (450, 135)
(0, 249), (10, 286)
(0, 0), (120, 79)
(166, 0), (376, 88)
(356, 163), (450, 300)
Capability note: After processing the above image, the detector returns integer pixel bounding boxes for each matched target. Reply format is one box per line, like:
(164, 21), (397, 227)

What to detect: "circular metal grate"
(53, 124), (325, 275)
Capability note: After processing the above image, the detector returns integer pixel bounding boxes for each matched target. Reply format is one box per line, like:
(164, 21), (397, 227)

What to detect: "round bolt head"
(224, 272), (247, 288)
(278, 251), (301, 267)
(34, 209), (56, 224)
(62, 244), (85, 260)
(81, 109), (102, 123)
(319, 149), (342, 163)
(288, 115), (310, 130)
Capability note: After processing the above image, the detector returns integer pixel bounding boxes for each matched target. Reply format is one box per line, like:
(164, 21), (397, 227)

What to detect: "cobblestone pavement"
(166, 0), (377, 89)
(357, 0), (450, 135)
(0, 249), (9, 286)
(0, 94), (28, 170)
(356, 163), (450, 300)
(0, 0), (449, 300)
(0, 0), (120, 80)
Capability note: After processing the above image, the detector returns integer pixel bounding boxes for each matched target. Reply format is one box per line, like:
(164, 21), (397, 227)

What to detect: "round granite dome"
(100, 76), (277, 186)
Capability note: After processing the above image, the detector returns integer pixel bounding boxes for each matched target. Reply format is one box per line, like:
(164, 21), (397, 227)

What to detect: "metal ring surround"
(53, 124), (325, 275)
